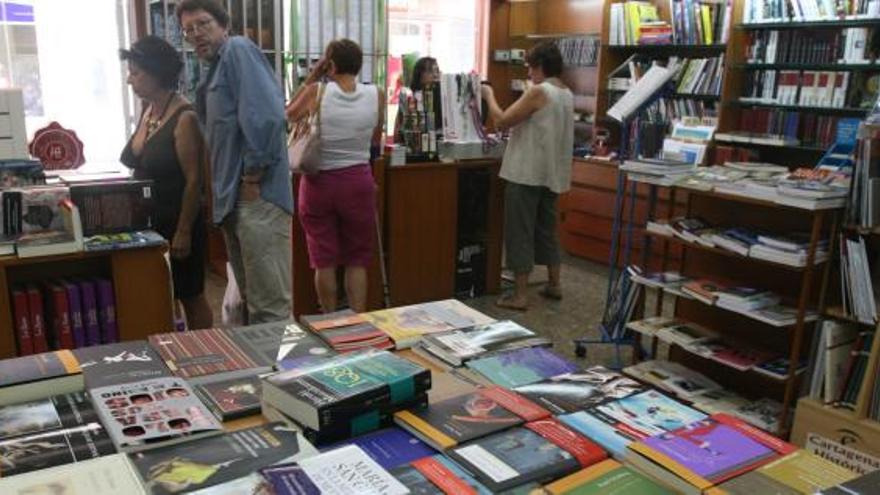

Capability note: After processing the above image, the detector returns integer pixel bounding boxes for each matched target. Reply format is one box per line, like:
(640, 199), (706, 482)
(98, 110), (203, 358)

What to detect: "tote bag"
(287, 82), (325, 174)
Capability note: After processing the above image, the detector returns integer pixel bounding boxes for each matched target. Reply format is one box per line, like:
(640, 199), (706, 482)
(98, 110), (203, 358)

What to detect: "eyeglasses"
(181, 18), (215, 39)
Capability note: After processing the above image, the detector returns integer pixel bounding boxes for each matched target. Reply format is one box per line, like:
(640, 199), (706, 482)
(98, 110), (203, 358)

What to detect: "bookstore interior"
(6, 0), (880, 493)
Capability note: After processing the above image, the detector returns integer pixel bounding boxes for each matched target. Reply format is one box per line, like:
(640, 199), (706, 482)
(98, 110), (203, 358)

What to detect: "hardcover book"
(0, 349), (82, 405)
(260, 444), (409, 495)
(322, 426), (436, 470)
(465, 347), (580, 388)
(448, 419), (602, 492)
(0, 453), (146, 494)
(129, 423), (316, 495)
(275, 321), (335, 370)
(194, 375), (262, 421)
(419, 320), (537, 366)
(10, 287), (31, 355)
(79, 279), (101, 345)
(544, 459), (675, 495)
(95, 278), (118, 344)
(394, 386), (550, 450)
(73, 340), (169, 388)
(44, 282), (75, 349)
(513, 365), (645, 414)
(626, 413), (796, 493)
(90, 377), (222, 453)
(25, 284), (48, 353)
(262, 350), (431, 431)
(0, 391), (115, 477)
(148, 327), (275, 385)
(19, 185), (69, 234)
(63, 280), (86, 348)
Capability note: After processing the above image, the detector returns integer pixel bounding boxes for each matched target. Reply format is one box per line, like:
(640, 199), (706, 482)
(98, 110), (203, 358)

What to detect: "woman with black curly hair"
(120, 35), (213, 329)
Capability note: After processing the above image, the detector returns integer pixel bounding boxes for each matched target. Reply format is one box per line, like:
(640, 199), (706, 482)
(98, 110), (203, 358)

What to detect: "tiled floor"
(203, 253), (631, 368)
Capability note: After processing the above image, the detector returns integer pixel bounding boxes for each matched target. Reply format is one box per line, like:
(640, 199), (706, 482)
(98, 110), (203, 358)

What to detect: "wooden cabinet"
(0, 246), (174, 359)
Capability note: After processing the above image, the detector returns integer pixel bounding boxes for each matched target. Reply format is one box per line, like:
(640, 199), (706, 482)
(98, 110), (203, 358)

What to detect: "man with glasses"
(176, 0), (292, 324)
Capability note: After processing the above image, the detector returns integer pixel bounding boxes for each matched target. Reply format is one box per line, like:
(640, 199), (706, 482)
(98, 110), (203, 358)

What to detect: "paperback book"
(73, 340), (169, 389)
(90, 377), (222, 452)
(261, 350), (431, 431)
(394, 386), (550, 450)
(418, 320), (538, 367)
(275, 321), (335, 371)
(301, 309), (393, 353)
(0, 453), (146, 494)
(129, 423), (316, 495)
(465, 347), (580, 388)
(513, 365), (645, 414)
(194, 375), (262, 421)
(0, 349), (82, 406)
(390, 455), (492, 495)
(321, 426), (436, 470)
(363, 299), (495, 349)
(544, 459), (675, 495)
(0, 391), (115, 477)
(447, 419), (606, 492)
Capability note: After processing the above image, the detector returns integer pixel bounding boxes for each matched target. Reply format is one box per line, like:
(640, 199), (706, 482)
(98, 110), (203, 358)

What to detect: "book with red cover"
(94, 278), (118, 344)
(448, 418), (607, 492)
(44, 282), (75, 349)
(62, 280), (86, 348)
(300, 309), (392, 352)
(26, 284), (49, 353)
(682, 279), (726, 305)
(711, 347), (775, 371)
(148, 327), (275, 385)
(11, 286), (33, 355)
(626, 413), (797, 493)
(77, 279), (100, 345)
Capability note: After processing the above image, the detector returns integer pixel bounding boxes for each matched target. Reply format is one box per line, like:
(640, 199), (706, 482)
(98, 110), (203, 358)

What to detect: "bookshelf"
(626, 182), (842, 437)
(0, 246), (174, 359)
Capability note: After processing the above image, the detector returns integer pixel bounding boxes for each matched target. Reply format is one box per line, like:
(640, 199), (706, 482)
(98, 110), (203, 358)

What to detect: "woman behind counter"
(120, 35), (213, 329)
(481, 41), (574, 311)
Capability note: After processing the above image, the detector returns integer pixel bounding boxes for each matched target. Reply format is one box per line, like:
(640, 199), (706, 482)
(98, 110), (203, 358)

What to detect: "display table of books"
(0, 299), (874, 494)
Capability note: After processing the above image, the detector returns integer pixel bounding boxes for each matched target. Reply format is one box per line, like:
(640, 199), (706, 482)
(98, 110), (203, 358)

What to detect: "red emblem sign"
(28, 121), (85, 170)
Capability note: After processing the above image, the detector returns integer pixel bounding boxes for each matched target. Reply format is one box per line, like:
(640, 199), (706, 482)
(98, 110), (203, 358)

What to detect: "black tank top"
(120, 104), (194, 237)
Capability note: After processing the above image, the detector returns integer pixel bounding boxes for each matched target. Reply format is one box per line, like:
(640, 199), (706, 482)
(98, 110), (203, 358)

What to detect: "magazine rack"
(573, 79), (676, 368)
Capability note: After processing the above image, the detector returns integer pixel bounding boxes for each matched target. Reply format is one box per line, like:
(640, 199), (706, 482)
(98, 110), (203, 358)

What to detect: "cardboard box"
(791, 398), (880, 475)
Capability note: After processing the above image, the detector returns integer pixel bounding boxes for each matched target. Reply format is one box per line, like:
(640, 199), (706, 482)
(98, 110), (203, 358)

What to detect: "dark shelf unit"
(607, 88), (720, 101)
(738, 63), (880, 71)
(731, 100), (869, 117)
(607, 43), (728, 56)
(712, 137), (828, 153)
(738, 18), (880, 30)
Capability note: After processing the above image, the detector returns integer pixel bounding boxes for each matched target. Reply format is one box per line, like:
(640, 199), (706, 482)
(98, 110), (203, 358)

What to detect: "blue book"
(465, 347), (579, 389)
(725, 227), (761, 246)
(320, 427), (435, 470)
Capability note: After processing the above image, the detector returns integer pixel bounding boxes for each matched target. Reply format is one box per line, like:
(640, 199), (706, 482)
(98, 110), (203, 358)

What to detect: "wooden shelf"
(646, 231), (823, 272)
(607, 43), (727, 56)
(711, 137), (828, 153)
(823, 305), (877, 327)
(510, 32), (600, 40)
(731, 100), (868, 117)
(607, 88), (721, 101)
(738, 62), (880, 71)
(738, 18), (880, 30)
(679, 187), (845, 211)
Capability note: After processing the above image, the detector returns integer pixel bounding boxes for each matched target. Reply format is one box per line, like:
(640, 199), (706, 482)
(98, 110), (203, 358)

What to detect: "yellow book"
(758, 451), (858, 494)
(545, 459), (622, 494)
(701, 5), (713, 45)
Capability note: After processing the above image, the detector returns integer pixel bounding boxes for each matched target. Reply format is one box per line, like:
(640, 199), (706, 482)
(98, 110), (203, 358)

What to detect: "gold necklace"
(146, 93), (175, 136)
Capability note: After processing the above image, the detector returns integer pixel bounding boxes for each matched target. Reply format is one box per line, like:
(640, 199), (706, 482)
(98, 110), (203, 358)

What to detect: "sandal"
(539, 285), (563, 300)
(495, 296), (528, 311)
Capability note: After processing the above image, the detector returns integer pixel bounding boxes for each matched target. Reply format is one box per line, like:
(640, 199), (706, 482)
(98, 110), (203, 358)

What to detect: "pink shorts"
(298, 164), (377, 269)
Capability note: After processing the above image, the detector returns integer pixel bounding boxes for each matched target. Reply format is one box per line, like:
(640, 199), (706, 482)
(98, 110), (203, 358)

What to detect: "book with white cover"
(0, 453), (146, 494)
(626, 316), (678, 337)
(655, 322), (719, 348)
(607, 64), (677, 122)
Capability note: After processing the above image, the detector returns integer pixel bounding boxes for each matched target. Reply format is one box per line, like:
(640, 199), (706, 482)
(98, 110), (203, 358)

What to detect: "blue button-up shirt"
(200, 36), (293, 224)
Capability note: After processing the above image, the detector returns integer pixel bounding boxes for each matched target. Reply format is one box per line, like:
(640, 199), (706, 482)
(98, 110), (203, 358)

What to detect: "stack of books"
(261, 350), (432, 445)
(300, 309), (394, 353)
(749, 233), (829, 266)
(363, 299), (495, 349)
(411, 319), (551, 369)
(620, 156), (697, 185)
(840, 234), (879, 323)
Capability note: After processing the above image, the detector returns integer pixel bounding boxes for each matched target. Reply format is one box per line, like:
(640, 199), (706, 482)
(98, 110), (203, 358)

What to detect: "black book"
(820, 469), (880, 495)
(447, 425), (584, 492)
(69, 179), (154, 236)
(274, 321), (336, 370)
(224, 320), (304, 368)
(195, 375), (262, 421)
(513, 365), (645, 414)
(73, 340), (170, 389)
(261, 350), (431, 431)
(128, 423), (315, 495)
(0, 391), (115, 477)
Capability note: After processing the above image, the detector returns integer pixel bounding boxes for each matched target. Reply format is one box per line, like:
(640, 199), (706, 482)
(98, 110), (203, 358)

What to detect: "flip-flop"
(495, 296), (528, 311)
(539, 286), (563, 300)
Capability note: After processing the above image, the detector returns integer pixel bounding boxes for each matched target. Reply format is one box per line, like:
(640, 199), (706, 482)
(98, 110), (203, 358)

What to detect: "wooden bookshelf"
(0, 246), (174, 359)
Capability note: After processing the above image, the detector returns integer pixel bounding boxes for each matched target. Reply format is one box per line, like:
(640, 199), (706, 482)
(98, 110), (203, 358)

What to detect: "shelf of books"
(620, 176), (841, 436)
(3, 297), (878, 493)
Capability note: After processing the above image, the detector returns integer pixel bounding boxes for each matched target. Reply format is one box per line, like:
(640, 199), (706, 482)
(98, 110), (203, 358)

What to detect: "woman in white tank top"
(481, 41), (575, 311)
(286, 39), (385, 313)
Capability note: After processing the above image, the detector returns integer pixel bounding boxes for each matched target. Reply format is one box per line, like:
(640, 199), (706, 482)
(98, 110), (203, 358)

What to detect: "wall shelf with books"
(607, 89), (721, 101)
(731, 101), (869, 117)
(738, 63), (880, 71)
(738, 19), (880, 30)
(606, 44), (728, 56)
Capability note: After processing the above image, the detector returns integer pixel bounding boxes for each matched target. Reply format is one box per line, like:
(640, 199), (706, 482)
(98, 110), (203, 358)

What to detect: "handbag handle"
(287, 82), (326, 145)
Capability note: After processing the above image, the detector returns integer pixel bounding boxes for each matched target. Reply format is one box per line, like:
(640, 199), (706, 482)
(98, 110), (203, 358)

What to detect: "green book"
(545, 459), (674, 495)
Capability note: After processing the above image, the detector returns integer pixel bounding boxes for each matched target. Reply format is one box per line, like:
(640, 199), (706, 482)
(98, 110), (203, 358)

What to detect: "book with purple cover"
(626, 413), (796, 492)
(94, 278), (117, 344)
(321, 427), (436, 470)
(62, 280), (86, 348)
(78, 280), (100, 345)
(465, 347), (581, 388)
